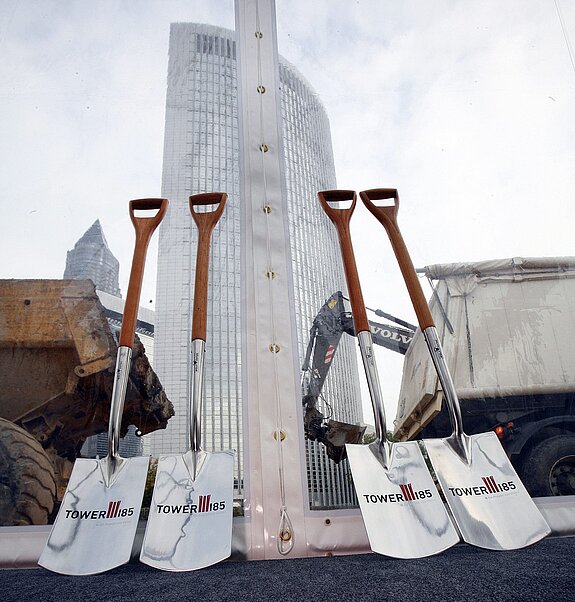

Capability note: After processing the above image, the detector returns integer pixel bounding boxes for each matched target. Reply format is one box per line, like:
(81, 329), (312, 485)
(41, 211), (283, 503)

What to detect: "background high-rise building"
(64, 220), (121, 297)
(150, 23), (362, 509)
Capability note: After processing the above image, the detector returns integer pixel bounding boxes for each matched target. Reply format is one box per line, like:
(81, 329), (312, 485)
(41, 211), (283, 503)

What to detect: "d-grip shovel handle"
(360, 188), (465, 445)
(317, 190), (370, 333)
(121, 198), (169, 347)
(359, 189), (434, 331)
(189, 192), (227, 341)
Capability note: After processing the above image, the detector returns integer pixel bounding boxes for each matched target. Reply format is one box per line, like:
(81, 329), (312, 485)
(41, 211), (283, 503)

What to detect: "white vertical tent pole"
(236, 0), (308, 559)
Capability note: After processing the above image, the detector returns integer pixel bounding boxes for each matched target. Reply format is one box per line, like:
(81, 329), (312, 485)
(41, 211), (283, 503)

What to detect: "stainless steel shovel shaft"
(357, 331), (389, 465)
(104, 346), (132, 485)
(189, 338), (206, 479)
(422, 327), (468, 459)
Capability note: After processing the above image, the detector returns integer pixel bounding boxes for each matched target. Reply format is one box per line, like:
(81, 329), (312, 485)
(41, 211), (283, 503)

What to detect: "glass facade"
(150, 23), (362, 509)
(279, 61), (362, 508)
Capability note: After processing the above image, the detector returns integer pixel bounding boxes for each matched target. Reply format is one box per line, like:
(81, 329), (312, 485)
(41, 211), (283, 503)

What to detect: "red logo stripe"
(489, 476), (500, 493)
(106, 500), (121, 518)
(399, 484), (415, 501)
(483, 476), (500, 494)
(199, 495), (211, 512)
(482, 477), (493, 493)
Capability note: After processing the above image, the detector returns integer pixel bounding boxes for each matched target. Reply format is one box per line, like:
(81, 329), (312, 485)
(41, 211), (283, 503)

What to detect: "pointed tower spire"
(64, 219), (121, 297)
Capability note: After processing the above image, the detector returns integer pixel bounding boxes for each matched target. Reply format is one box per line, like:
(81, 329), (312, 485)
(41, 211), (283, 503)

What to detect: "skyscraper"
(150, 22), (362, 510)
(64, 220), (121, 297)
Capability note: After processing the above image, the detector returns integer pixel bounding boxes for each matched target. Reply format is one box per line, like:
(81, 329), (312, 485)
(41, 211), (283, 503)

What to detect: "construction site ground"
(0, 535), (572, 602)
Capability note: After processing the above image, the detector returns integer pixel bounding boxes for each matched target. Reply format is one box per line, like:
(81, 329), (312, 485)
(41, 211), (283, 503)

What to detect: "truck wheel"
(0, 418), (56, 525)
(521, 434), (575, 497)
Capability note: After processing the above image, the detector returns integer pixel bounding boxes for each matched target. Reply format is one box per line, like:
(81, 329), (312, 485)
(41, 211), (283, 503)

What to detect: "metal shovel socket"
(188, 192), (227, 479)
(106, 198), (169, 485)
(359, 189), (469, 461)
(317, 190), (389, 466)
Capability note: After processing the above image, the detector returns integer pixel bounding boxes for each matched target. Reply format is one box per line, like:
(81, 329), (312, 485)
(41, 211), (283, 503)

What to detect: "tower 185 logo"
(64, 500), (134, 520)
(363, 483), (433, 504)
(448, 476), (516, 497)
(154, 494), (226, 515)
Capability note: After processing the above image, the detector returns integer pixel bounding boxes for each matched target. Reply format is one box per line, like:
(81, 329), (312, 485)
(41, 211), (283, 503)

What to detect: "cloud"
(276, 0), (575, 417)
(1, 0), (574, 418)
(0, 0), (234, 301)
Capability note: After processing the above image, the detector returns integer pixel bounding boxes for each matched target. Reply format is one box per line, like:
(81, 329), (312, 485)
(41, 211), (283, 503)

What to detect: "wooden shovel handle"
(189, 192), (227, 341)
(360, 188), (434, 330)
(318, 190), (370, 333)
(121, 198), (169, 347)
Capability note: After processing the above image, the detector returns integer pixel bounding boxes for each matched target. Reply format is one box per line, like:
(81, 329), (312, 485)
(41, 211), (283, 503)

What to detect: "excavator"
(301, 291), (415, 462)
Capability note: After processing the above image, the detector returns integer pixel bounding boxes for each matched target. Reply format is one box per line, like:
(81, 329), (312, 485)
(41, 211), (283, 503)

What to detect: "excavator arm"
(302, 291), (415, 462)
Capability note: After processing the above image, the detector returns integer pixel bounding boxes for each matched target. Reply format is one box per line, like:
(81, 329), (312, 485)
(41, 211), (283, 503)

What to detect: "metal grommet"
(263, 205), (272, 214)
(265, 270), (276, 279)
(257, 85), (266, 94)
(279, 529), (292, 542)
(259, 143), (269, 153)
(273, 430), (286, 442)
(324, 518), (331, 526)
(255, 31), (263, 39)
(269, 343), (280, 353)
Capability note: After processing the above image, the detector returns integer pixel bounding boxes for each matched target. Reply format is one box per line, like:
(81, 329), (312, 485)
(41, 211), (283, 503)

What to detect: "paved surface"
(0, 537), (572, 602)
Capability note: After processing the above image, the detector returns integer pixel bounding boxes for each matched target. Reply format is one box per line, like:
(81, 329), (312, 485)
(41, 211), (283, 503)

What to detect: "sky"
(1, 0), (574, 424)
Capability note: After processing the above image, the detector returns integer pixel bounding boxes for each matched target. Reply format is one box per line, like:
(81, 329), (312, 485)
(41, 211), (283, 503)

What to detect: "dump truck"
(395, 257), (575, 497)
(0, 279), (174, 526)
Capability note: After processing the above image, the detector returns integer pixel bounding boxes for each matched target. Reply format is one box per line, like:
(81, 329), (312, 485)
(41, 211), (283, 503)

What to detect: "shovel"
(38, 198), (168, 575)
(318, 190), (459, 558)
(360, 187), (551, 550)
(140, 192), (234, 571)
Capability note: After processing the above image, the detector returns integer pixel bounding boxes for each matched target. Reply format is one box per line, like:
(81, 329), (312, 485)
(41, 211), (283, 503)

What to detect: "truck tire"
(521, 434), (575, 497)
(0, 418), (56, 525)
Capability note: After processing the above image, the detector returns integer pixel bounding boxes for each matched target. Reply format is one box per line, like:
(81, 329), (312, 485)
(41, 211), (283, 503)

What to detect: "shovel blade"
(38, 456), (149, 575)
(140, 449), (234, 571)
(346, 440), (459, 558)
(425, 431), (550, 550)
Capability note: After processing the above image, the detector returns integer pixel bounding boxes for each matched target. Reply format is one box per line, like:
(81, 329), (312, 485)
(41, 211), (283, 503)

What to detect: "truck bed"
(395, 257), (575, 439)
